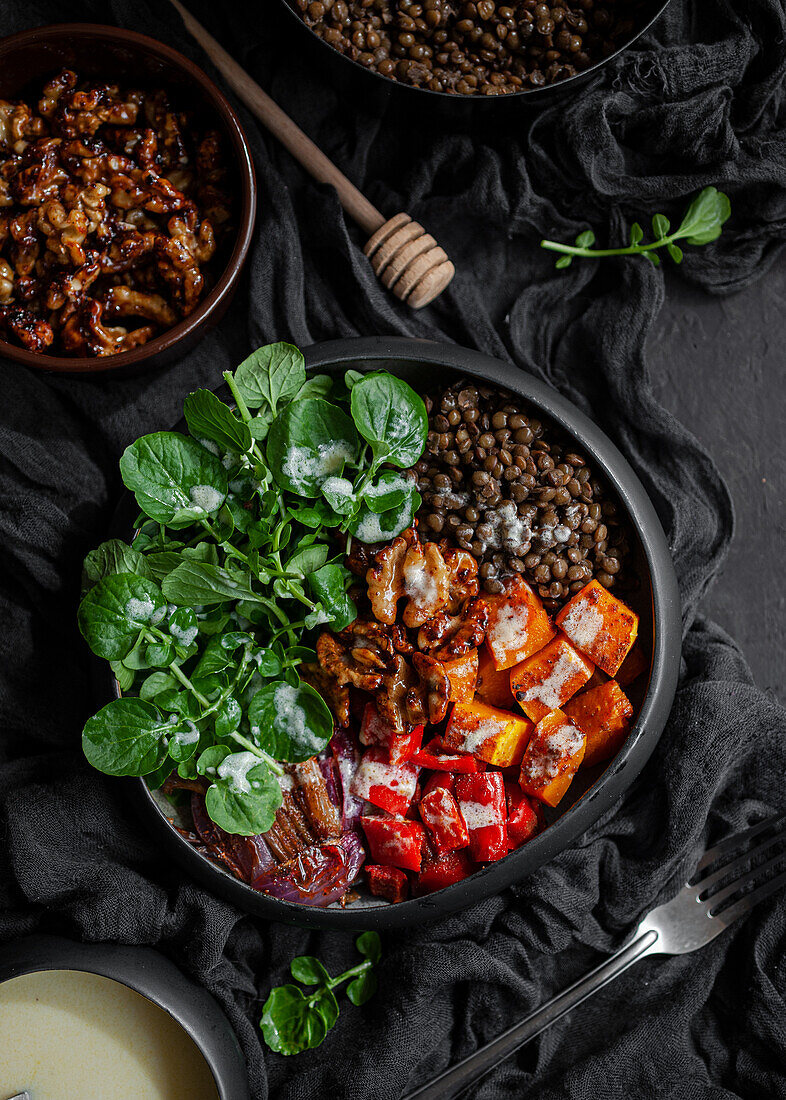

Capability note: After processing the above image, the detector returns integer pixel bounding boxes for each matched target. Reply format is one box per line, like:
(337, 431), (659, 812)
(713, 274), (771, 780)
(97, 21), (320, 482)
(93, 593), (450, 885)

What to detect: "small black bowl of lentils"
(279, 0), (670, 102)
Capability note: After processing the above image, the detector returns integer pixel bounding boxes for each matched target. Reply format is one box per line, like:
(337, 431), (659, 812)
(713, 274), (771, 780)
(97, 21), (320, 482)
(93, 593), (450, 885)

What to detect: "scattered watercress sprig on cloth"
(260, 932), (382, 1055)
(77, 343), (428, 836)
(541, 186), (732, 269)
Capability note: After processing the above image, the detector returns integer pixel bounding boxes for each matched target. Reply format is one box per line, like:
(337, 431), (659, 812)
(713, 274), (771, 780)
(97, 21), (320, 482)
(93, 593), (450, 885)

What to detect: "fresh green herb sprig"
(541, 186), (731, 269)
(260, 932), (381, 1055)
(77, 343), (428, 836)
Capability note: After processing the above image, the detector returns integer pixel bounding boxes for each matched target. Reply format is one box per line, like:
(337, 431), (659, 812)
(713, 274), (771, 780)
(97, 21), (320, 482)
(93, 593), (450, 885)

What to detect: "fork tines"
(692, 812), (786, 926)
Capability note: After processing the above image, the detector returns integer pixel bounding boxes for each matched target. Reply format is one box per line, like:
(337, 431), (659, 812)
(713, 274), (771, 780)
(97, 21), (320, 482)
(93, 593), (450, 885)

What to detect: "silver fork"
(404, 813), (786, 1100)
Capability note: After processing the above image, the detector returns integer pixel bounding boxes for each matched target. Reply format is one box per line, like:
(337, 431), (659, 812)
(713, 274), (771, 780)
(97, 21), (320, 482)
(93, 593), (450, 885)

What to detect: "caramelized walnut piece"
(411, 652), (451, 725)
(366, 527), (453, 628)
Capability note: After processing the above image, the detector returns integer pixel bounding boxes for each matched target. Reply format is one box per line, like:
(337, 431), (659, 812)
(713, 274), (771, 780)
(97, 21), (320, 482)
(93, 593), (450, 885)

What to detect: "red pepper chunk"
(454, 772), (508, 862)
(412, 738), (486, 773)
(413, 848), (474, 896)
(419, 787), (469, 853)
(359, 702), (424, 765)
(422, 772), (456, 799)
(366, 864), (409, 903)
(350, 747), (419, 816)
(505, 781), (541, 849)
(361, 816), (426, 872)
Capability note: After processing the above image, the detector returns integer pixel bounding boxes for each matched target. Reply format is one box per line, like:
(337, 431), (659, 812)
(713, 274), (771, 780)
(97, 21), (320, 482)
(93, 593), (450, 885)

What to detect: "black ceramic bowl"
(276, 0), (671, 113)
(115, 337), (680, 928)
(0, 934), (250, 1099)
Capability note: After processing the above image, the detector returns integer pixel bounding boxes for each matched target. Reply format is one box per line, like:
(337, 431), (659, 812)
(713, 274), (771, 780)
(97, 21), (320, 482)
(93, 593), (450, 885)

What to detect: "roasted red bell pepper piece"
(361, 816), (426, 872)
(422, 771), (456, 799)
(366, 863), (409, 903)
(505, 781), (541, 849)
(359, 702), (424, 765)
(418, 787), (470, 853)
(350, 746), (419, 816)
(412, 737), (486, 773)
(413, 848), (474, 896)
(454, 772), (508, 862)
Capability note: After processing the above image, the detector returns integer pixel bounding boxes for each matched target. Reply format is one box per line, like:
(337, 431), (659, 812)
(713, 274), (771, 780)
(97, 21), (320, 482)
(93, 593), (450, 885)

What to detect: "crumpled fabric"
(1, 1), (785, 1097)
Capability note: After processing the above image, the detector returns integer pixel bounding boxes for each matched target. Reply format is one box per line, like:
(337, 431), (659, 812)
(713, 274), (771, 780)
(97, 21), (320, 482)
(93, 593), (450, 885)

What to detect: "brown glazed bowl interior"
(0, 24), (256, 375)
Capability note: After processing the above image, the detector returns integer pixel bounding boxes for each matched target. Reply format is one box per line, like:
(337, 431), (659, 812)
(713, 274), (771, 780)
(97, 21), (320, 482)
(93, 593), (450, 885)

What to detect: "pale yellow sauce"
(0, 969), (221, 1100)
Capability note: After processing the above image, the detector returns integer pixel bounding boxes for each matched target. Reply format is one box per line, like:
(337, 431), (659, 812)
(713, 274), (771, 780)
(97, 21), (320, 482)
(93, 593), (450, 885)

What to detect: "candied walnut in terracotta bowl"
(0, 24), (255, 374)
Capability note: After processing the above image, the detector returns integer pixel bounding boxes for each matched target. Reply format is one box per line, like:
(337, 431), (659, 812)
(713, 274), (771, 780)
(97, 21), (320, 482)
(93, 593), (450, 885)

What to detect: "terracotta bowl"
(97, 337), (682, 929)
(0, 23), (256, 375)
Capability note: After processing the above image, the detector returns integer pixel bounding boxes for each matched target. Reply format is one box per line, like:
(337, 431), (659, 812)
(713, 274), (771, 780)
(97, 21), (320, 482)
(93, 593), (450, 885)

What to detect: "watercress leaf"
(306, 564), (356, 631)
(675, 186), (731, 245)
(196, 606), (231, 635)
(213, 504), (235, 542)
(145, 640), (174, 667)
(290, 956), (330, 985)
(248, 681), (333, 762)
(155, 689), (202, 719)
(184, 388), (252, 454)
(344, 369), (364, 390)
(652, 213), (670, 239)
(629, 221), (644, 245)
(167, 606), (199, 649)
(82, 697), (171, 776)
(119, 431), (227, 528)
(346, 972), (377, 1006)
(167, 719), (201, 763)
(267, 397), (359, 497)
(350, 372), (427, 468)
(555, 255), (572, 269)
(284, 646), (317, 664)
(291, 500), (342, 529)
(667, 242), (684, 264)
(139, 671), (178, 701)
(361, 470), (412, 514)
(110, 659), (136, 693)
(296, 374), (333, 400)
(286, 543), (330, 577)
(144, 758), (173, 791)
(260, 986), (325, 1056)
(162, 561), (262, 606)
(248, 410), (274, 442)
(348, 486), (420, 544)
(311, 986), (339, 1030)
(81, 540), (152, 597)
(215, 696), (242, 737)
(122, 644), (151, 671)
(642, 251), (661, 266)
(234, 343), (306, 414)
(144, 551), (185, 583)
(78, 573), (166, 661)
(192, 635), (237, 678)
(200, 748), (283, 836)
(575, 229), (595, 248)
(356, 930), (382, 964)
(253, 648), (283, 677)
(320, 475), (357, 516)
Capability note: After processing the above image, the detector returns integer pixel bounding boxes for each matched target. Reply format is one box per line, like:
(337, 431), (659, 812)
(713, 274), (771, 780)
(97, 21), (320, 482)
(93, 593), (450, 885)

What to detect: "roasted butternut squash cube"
(509, 633), (595, 723)
(443, 649), (479, 703)
(445, 699), (533, 768)
(616, 642), (649, 688)
(555, 579), (638, 676)
(564, 680), (633, 768)
(485, 576), (555, 671)
(519, 709), (586, 807)
(476, 647), (517, 709)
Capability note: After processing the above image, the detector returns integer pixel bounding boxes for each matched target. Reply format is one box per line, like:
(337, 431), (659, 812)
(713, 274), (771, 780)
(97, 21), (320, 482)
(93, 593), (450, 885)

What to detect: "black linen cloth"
(1, 1), (785, 1096)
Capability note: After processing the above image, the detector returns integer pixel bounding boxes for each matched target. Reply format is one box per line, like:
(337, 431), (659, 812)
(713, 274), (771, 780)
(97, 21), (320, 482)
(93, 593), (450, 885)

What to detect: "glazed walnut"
(0, 69), (233, 357)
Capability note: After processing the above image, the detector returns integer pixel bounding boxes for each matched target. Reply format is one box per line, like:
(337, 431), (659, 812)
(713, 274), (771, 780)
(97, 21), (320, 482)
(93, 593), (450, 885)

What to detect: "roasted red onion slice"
(250, 831), (365, 906)
(331, 727), (364, 830)
(191, 793), (275, 882)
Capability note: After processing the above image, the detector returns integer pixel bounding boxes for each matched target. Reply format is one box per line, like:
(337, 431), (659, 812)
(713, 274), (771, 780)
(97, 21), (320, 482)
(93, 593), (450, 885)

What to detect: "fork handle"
(403, 928), (659, 1100)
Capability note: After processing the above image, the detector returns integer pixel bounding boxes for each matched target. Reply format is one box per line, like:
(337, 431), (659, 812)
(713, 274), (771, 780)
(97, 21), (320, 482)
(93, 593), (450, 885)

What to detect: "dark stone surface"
(649, 271), (785, 702)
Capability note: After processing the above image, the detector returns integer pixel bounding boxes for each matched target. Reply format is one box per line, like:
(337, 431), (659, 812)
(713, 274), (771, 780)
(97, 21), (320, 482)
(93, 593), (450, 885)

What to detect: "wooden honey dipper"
(167, 0), (455, 309)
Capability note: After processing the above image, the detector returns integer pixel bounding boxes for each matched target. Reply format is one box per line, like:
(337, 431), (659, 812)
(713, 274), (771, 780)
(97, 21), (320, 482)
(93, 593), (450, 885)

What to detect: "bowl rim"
(0, 933), (250, 1099)
(120, 336), (682, 929)
(0, 22), (256, 374)
(277, 0), (672, 104)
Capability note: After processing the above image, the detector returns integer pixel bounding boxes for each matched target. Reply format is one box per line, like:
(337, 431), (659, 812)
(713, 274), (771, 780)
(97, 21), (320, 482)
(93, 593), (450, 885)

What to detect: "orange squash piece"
(564, 680), (633, 768)
(519, 709), (586, 807)
(616, 643), (649, 688)
(443, 650), (479, 703)
(476, 647), (517, 709)
(484, 576), (555, 671)
(555, 579), (638, 677)
(509, 633), (594, 723)
(445, 700), (533, 768)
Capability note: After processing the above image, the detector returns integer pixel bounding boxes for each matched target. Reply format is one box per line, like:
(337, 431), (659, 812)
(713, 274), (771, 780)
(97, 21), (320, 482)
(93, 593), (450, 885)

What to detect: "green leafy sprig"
(260, 932), (381, 1056)
(541, 186), (731, 269)
(77, 343), (428, 836)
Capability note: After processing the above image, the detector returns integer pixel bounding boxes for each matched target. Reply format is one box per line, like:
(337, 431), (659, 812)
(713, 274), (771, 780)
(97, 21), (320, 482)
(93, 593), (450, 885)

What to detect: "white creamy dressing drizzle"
(217, 751), (259, 793)
(170, 719), (199, 747)
(522, 722), (584, 780)
(126, 596), (155, 622)
(197, 437), (220, 455)
(520, 650), (578, 708)
(459, 800), (498, 830)
(562, 598), (603, 649)
(488, 600), (532, 655)
(482, 500), (533, 553)
(273, 683), (323, 753)
(169, 620), (198, 648)
(351, 758), (416, 800)
(322, 475), (356, 501)
(458, 715), (507, 753)
(282, 441), (355, 490)
(403, 556), (439, 604)
(188, 484), (224, 513)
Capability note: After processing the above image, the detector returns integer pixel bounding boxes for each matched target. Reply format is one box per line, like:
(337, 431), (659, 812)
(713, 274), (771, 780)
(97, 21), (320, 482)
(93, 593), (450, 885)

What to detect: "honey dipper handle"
(167, 0), (386, 236)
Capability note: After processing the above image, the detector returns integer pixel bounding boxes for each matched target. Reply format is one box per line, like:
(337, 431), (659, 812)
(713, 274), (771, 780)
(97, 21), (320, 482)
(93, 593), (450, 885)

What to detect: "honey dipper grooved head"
(363, 213), (455, 309)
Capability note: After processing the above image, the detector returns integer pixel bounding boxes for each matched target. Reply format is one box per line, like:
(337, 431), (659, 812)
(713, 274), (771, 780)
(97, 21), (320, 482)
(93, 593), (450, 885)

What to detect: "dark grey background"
(650, 273), (785, 702)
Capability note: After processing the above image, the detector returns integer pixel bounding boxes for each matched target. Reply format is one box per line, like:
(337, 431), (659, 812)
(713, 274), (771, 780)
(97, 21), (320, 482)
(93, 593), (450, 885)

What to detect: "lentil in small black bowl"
(278, 0), (671, 105)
